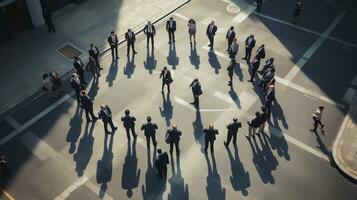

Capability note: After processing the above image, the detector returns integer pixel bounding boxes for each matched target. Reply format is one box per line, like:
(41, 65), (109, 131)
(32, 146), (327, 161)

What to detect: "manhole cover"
(227, 3), (240, 14)
(57, 43), (84, 60)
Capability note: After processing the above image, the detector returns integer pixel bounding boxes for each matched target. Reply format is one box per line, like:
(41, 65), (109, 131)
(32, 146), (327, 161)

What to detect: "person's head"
(270, 57), (274, 62)
(148, 21), (152, 25)
(101, 105), (106, 110)
(127, 189), (133, 197)
(172, 124), (177, 129)
(81, 90), (86, 96)
(250, 34), (254, 38)
(43, 73), (49, 80)
(230, 26), (234, 30)
(170, 17), (173, 21)
(157, 148), (162, 154)
(71, 73), (77, 78)
(73, 56), (78, 61)
(261, 44), (265, 48)
(233, 118), (238, 122)
(90, 44), (94, 47)
(319, 106), (324, 110)
(234, 38), (237, 42)
(125, 109), (130, 115)
(189, 18), (194, 23)
(210, 20), (214, 25)
(194, 78), (199, 82)
(270, 68), (276, 72)
(209, 123), (214, 129)
(111, 31), (115, 35)
(147, 116), (152, 122)
(127, 29), (131, 32)
(255, 112), (260, 117)
(163, 66), (167, 71)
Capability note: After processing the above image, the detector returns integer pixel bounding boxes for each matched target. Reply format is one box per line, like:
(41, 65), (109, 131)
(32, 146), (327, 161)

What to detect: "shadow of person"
(124, 54), (136, 79)
(74, 120), (96, 177)
(88, 75), (99, 100)
(192, 109), (205, 151)
(97, 133), (114, 199)
(208, 50), (221, 74)
(144, 48), (157, 74)
(168, 155), (189, 200)
(228, 86), (241, 108)
(159, 92), (173, 127)
(226, 144), (250, 196)
(313, 131), (332, 161)
(205, 153), (226, 199)
(142, 146), (166, 200)
(189, 43), (200, 70)
(106, 61), (118, 87)
(167, 43), (179, 70)
(66, 106), (84, 154)
(233, 62), (243, 81)
(266, 128), (290, 160)
(271, 100), (289, 130)
(121, 138), (141, 197)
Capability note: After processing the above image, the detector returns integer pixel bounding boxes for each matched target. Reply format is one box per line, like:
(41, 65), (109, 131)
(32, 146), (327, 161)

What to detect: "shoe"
(190, 102), (195, 105)
(247, 79), (253, 82)
(242, 57), (246, 60)
(161, 90), (164, 93)
(127, 54), (129, 56)
(134, 51), (138, 54)
(208, 44), (212, 47)
(113, 127), (118, 131)
(226, 50), (229, 52)
(168, 42), (171, 44)
(224, 142), (228, 147)
(310, 129), (316, 132)
(173, 40), (175, 42)
(99, 67), (104, 70)
(321, 125), (325, 129)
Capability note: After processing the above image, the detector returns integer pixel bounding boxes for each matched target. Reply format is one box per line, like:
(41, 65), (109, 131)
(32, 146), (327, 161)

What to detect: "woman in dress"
(187, 19), (196, 44)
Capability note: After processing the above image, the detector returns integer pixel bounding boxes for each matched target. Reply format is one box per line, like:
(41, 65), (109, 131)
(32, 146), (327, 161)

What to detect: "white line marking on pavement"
(174, 97), (196, 111)
(233, 4), (256, 23)
(5, 116), (21, 129)
(214, 91), (235, 104)
(54, 176), (89, 200)
(284, 58), (308, 82)
(21, 131), (59, 161)
(174, 12), (189, 21)
(0, 94), (71, 146)
(342, 87), (356, 104)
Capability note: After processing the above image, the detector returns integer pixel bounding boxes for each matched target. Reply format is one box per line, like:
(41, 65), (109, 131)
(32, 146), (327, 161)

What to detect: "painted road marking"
(174, 12), (189, 21)
(5, 116), (21, 129)
(0, 188), (15, 200)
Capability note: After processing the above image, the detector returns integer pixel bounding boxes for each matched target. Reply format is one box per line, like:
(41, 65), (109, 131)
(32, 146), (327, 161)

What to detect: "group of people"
(42, 71), (64, 99)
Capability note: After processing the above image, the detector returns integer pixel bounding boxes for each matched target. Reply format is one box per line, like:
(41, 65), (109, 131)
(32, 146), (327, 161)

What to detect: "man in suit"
(189, 79), (202, 107)
(166, 17), (176, 44)
(80, 91), (97, 122)
(224, 118), (242, 147)
(203, 123), (219, 153)
(89, 44), (103, 70)
(259, 67), (275, 89)
(248, 56), (260, 82)
(265, 85), (275, 118)
(310, 106), (325, 132)
(256, 0), (263, 12)
(258, 57), (274, 74)
(294, 0), (303, 17)
(206, 20), (217, 51)
(43, 8), (55, 33)
(98, 105), (118, 134)
(227, 60), (235, 86)
(229, 38), (239, 63)
(108, 31), (119, 61)
(143, 21), (156, 49)
(226, 26), (236, 52)
(246, 112), (261, 138)
(256, 44), (265, 60)
(70, 73), (83, 103)
(155, 148), (169, 179)
(242, 34), (256, 61)
(166, 124), (182, 155)
(125, 29), (137, 56)
(160, 67), (173, 93)
(141, 116), (158, 148)
(73, 57), (86, 84)
(121, 109), (137, 140)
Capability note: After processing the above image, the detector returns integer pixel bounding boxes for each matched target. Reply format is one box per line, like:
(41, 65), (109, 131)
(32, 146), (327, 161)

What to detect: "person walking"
(160, 67), (173, 93)
(206, 20), (217, 51)
(247, 56), (260, 82)
(166, 17), (177, 44)
(80, 91), (98, 122)
(224, 118), (242, 147)
(73, 56), (86, 84)
(141, 116), (158, 148)
(70, 72), (83, 104)
(125, 29), (137, 56)
(294, 0), (303, 17)
(155, 148), (169, 179)
(189, 78), (203, 107)
(265, 84), (275, 118)
(0, 155), (7, 177)
(43, 8), (55, 33)
(256, 0), (263, 12)
(88, 44), (102, 70)
(242, 34), (256, 61)
(310, 106), (325, 132)
(108, 31), (119, 61)
(121, 109), (137, 140)
(229, 38), (239, 63)
(227, 60), (235, 86)
(226, 26), (236, 52)
(246, 112), (261, 139)
(187, 19), (197, 44)
(86, 56), (100, 79)
(98, 105), (117, 134)
(144, 21), (156, 49)
(255, 44), (266, 60)
(203, 123), (219, 153)
(166, 124), (182, 155)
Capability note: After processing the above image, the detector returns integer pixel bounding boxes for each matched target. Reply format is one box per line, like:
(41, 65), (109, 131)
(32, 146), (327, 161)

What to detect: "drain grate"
(57, 43), (84, 60)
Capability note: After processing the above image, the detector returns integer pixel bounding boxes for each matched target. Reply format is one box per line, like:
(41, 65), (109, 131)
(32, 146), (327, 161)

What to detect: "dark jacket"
(125, 32), (136, 44)
(227, 121), (242, 134)
(251, 58), (260, 70)
(80, 95), (93, 109)
(160, 70), (173, 84)
(98, 106), (112, 123)
(190, 80), (202, 96)
(166, 128), (182, 142)
(70, 78), (82, 92)
(107, 34), (118, 46)
(249, 117), (261, 128)
(203, 128), (219, 141)
(73, 59), (84, 74)
(206, 24), (217, 36)
(245, 36), (256, 49)
(256, 46), (266, 59)
(121, 115), (136, 128)
(143, 24), (156, 36)
(141, 122), (158, 137)
(89, 46), (99, 58)
(166, 20), (176, 32)
(226, 30), (235, 41)
(155, 152), (169, 168)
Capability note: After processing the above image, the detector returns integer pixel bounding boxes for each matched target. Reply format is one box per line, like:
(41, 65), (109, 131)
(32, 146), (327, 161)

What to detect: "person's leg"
(189, 34), (192, 43)
(204, 138), (209, 152)
(146, 136), (151, 148)
(125, 127), (130, 139)
(115, 45), (119, 59)
(132, 42), (136, 53)
(247, 49), (252, 61)
(168, 32), (171, 43)
(161, 81), (165, 92)
(228, 40), (232, 51)
(247, 125), (252, 137)
(111, 46), (114, 60)
(211, 36), (214, 49)
(131, 126), (137, 138)
(229, 74), (233, 85)
(109, 119), (116, 131)
(127, 43), (130, 55)
(175, 141), (180, 154)
(193, 33), (196, 43)
(146, 36), (149, 48)
(157, 166), (163, 179)
(210, 140), (214, 152)
(311, 118), (318, 131)
(266, 101), (272, 118)
(226, 133), (232, 145)
(85, 109), (90, 121)
(169, 142), (174, 154)
(232, 133), (237, 145)
(172, 32), (175, 42)
(167, 83), (170, 92)
(152, 134), (157, 146)
(76, 91), (80, 103)
(163, 165), (167, 178)
(104, 122), (109, 133)
(151, 35), (154, 48)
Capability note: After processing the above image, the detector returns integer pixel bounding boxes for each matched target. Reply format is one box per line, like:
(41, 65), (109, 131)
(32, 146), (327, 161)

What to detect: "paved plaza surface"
(1, 0), (357, 199)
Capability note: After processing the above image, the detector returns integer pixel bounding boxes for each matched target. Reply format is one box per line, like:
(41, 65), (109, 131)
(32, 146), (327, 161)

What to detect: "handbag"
(165, 132), (171, 144)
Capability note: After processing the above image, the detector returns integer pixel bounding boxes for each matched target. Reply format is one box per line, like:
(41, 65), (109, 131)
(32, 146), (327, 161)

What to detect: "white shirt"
(169, 21), (173, 28)
(228, 30), (233, 38)
(92, 47), (97, 54)
(148, 25), (152, 33)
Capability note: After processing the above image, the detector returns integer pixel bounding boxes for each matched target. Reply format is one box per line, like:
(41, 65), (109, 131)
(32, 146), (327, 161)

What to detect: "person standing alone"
(310, 106), (325, 133)
(206, 21), (217, 51)
(108, 31), (119, 61)
(166, 17), (177, 44)
(121, 109), (137, 140)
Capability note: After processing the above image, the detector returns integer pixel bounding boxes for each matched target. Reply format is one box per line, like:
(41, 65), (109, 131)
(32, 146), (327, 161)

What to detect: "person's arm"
(153, 26), (156, 35)
(166, 21), (169, 31)
(141, 124), (145, 130)
(154, 124), (158, 129)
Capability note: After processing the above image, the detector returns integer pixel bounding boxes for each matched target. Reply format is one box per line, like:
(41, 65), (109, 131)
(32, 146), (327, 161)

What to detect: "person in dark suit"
(256, 0), (263, 12)
(43, 8), (55, 33)
(229, 38), (239, 63)
(141, 116), (158, 148)
(259, 106), (268, 134)
(143, 21), (156, 49)
(227, 60), (235, 86)
(0, 155), (7, 177)
(166, 17), (176, 44)
(203, 123), (219, 153)
(70, 73), (83, 103)
(155, 148), (169, 179)
(294, 0), (303, 17)
(160, 67), (173, 93)
(80, 91), (97, 122)
(265, 85), (275, 118)
(166, 124), (182, 155)
(189, 79), (202, 107)
(73, 57), (86, 84)
(125, 29), (137, 56)
(242, 34), (256, 61)
(246, 112), (261, 138)
(226, 26), (236, 52)
(259, 67), (275, 89)
(121, 109), (137, 140)
(108, 31), (119, 61)
(98, 105), (117, 134)
(248, 56), (260, 82)
(256, 44), (265, 60)
(89, 44), (103, 70)
(206, 20), (217, 50)
(224, 118), (242, 147)
(258, 57), (274, 75)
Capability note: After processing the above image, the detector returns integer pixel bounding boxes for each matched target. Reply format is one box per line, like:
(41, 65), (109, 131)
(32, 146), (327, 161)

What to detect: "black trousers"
(312, 117), (323, 131)
(228, 73), (233, 84)
(75, 90), (81, 103)
(162, 82), (170, 92)
(147, 35), (154, 48)
(157, 164), (167, 179)
(227, 39), (233, 51)
(84, 107), (96, 121)
(125, 126), (136, 139)
(169, 141), (180, 154)
(208, 35), (214, 49)
(127, 42), (135, 55)
(146, 135), (157, 147)
(168, 31), (175, 42)
(250, 67), (258, 81)
(256, 1), (262, 11)
(226, 132), (237, 145)
(204, 138), (214, 152)
(94, 55), (100, 68)
(110, 45), (118, 60)
(265, 100), (272, 118)
(103, 119), (115, 133)
(193, 94), (199, 105)
(245, 47), (253, 61)
(45, 17), (55, 32)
